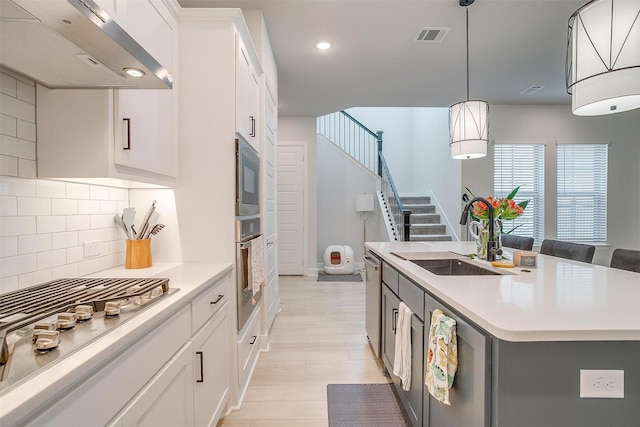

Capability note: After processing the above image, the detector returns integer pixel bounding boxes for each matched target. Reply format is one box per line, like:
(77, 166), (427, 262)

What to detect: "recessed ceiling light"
(316, 41), (333, 50)
(123, 67), (145, 78)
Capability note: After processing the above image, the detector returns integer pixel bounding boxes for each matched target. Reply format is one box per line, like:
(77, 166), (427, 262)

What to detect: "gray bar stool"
(540, 239), (595, 263)
(501, 234), (534, 251)
(610, 249), (640, 273)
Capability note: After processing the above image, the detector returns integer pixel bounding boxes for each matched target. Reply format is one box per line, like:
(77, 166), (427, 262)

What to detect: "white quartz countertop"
(367, 241), (640, 342)
(0, 262), (232, 424)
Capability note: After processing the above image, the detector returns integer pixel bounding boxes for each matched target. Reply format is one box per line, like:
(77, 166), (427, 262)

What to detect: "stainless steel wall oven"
(236, 217), (262, 330)
(236, 138), (260, 216)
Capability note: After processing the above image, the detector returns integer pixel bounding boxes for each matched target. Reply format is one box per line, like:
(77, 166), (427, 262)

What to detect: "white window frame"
(493, 142), (545, 243)
(556, 142), (609, 243)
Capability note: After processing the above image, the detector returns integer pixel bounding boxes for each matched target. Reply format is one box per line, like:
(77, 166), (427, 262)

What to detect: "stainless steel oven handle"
(238, 234), (262, 249)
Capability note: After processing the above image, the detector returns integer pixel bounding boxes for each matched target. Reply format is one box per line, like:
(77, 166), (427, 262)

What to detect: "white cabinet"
(236, 33), (260, 150)
(192, 303), (230, 427)
(35, 0), (177, 188)
(113, 343), (194, 427)
(237, 308), (261, 386)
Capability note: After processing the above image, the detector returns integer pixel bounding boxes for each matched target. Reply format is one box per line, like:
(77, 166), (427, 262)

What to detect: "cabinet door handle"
(122, 118), (131, 150)
(249, 335), (257, 345)
(196, 351), (204, 383)
(249, 116), (256, 137)
(392, 308), (399, 334)
(210, 294), (224, 305)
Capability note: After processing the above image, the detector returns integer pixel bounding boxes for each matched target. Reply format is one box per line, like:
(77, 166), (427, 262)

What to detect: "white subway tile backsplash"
(18, 234), (51, 254)
(36, 179), (66, 198)
(16, 80), (35, 104)
(0, 155), (18, 176)
(0, 73), (17, 97)
(52, 263), (78, 279)
(78, 199), (100, 214)
(90, 185), (109, 200)
(78, 229), (100, 243)
(99, 253), (118, 271)
(0, 216), (36, 236)
(0, 253), (36, 278)
(101, 227), (120, 242)
(117, 201), (129, 212)
(0, 177), (35, 196)
(67, 215), (91, 231)
(37, 249), (67, 269)
(78, 257), (101, 276)
(0, 93), (35, 123)
(99, 200), (118, 214)
(67, 246), (83, 263)
(90, 214), (111, 229)
(0, 135), (36, 160)
(18, 159), (36, 178)
(52, 199), (78, 215)
(0, 196), (17, 216)
(0, 236), (17, 257)
(66, 182), (90, 199)
(16, 119), (36, 142)
(0, 114), (17, 137)
(19, 269), (52, 289)
(52, 231), (78, 249)
(18, 197), (51, 216)
(110, 239), (127, 255)
(0, 276), (19, 294)
(36, 216), (66, 234)
(109, 187), (128, 201)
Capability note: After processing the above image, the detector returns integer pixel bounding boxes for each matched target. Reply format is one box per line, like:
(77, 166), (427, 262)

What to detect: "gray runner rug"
(317, 273), (362, 282)
(327, 383), (411, 427)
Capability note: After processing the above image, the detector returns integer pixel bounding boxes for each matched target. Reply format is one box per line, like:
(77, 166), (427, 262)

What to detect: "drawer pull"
(249, 335), (257, 345)
(392, 308), (399, 334)
(210, 294), (224, 305)
(196, 351), (204, 383)
(123, 118), (131, 150)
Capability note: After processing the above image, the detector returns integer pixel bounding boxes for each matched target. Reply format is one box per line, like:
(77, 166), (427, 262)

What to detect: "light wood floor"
(220, 274), (390, 427)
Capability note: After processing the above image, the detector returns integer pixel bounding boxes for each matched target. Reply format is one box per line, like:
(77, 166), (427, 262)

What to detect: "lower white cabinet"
(112, 343), (195, 427)
(192, 302), (230, 427)
(238, 308), (261, 387)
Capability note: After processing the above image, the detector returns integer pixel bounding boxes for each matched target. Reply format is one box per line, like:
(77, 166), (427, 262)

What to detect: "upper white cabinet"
(236, 34), (260, 151)
(36, 0), (178, 188)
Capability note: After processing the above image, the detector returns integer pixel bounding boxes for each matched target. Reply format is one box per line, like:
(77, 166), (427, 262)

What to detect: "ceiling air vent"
(520, 85), (545, 94)
(415, 27), (450, 42)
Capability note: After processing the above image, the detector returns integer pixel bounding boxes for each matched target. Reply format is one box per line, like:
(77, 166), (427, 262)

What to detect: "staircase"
(400, 196), (452, 242)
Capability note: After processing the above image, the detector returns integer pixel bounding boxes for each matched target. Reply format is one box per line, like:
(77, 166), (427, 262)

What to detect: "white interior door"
(277, 145), (305, 275)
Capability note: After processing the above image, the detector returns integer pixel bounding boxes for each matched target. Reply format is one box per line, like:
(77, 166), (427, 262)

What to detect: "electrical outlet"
(580, 369), (624, 398)
(83, 240), (101, 258)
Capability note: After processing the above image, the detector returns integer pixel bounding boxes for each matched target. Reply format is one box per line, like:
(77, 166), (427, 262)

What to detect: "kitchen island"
(0, 262), (233, 427)
(367, 241), (639, 427)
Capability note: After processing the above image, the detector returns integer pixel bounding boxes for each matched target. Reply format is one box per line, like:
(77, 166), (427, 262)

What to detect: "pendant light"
(566, 0), (640, 116)
(449, 0), (489, 160)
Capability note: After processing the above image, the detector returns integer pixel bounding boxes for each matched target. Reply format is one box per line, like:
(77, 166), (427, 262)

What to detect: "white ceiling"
(179, 0), (588, 116)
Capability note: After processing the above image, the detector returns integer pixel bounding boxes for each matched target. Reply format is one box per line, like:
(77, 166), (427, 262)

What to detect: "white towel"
(393, 302), (413, 391)
(249, 235), (266, 304)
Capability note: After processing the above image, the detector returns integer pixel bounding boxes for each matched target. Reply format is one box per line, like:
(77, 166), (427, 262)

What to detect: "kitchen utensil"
(142, 211), (159, 239)
(149, 224), (165, 237)
(137, 201), (156, 239)
(114, 214), (130, 239)
(122, 208), (136, 240)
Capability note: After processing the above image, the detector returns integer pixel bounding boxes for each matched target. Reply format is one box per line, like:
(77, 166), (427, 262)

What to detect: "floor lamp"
(356, 193), (375, 245)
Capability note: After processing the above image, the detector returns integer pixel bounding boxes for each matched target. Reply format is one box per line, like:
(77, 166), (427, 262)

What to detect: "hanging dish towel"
(393, 302), (413, 391)
(249, 235), (266, 305)
(425, 309), (458, 405)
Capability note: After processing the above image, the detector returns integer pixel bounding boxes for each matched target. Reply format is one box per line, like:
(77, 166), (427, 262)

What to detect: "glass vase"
(468, 219), (502, 260)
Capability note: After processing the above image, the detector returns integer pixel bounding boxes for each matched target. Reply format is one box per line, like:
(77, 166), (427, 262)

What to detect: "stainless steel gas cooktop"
(0, 277), (175, 393)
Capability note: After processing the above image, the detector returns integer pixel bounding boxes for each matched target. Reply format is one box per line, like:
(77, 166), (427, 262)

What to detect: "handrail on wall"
(317, 110), (411, 241)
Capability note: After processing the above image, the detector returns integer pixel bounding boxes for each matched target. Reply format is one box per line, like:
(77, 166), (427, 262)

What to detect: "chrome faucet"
(460, 197), (502, 262)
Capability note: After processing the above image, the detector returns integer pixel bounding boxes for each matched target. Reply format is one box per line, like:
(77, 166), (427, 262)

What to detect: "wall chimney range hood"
(0, 0), (172, 89)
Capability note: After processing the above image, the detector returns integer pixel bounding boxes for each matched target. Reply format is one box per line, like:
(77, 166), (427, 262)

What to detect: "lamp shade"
(356, 193), (374, 212)
(449, 100), (489, 159)
(567, 0), (640, 116)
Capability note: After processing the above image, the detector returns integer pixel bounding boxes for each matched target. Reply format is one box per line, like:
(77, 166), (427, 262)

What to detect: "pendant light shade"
(566, 0), (640, 116)
(449, 1), (489, 160)
(449, 100), (489, 159)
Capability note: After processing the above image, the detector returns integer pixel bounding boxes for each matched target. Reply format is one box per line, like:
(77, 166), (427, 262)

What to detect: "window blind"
(557, 144), (608, 242)
(494, 144), (545, 242)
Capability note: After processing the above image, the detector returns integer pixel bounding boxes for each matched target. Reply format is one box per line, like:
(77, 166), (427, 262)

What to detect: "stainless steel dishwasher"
(364, 250), (382, 359)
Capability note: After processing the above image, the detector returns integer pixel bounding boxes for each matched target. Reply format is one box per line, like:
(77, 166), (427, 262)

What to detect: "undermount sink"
(410, 258), (502, 276)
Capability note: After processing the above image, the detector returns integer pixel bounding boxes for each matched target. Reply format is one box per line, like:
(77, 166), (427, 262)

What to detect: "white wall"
(316, 135), (385, 267)
(462, 104), (640, 266)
